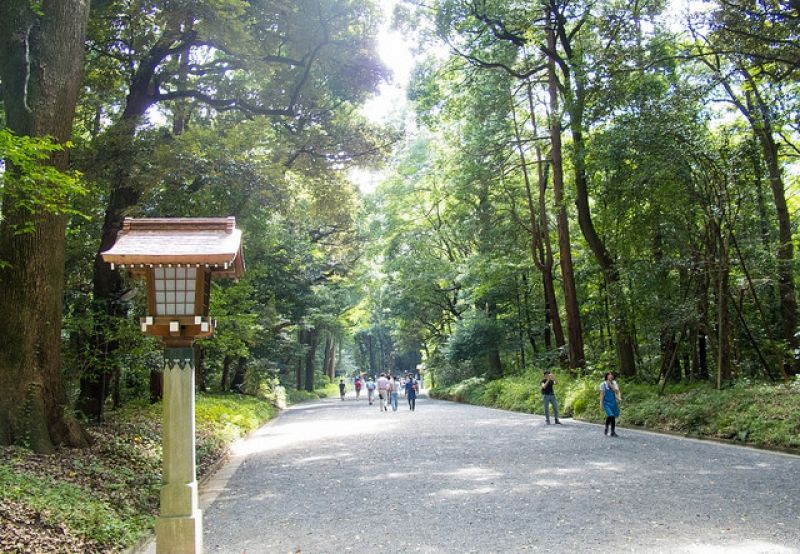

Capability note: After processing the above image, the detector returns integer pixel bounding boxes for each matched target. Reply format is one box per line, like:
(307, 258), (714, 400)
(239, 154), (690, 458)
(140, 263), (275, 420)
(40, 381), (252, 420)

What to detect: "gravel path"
(151, 392), (800, 553)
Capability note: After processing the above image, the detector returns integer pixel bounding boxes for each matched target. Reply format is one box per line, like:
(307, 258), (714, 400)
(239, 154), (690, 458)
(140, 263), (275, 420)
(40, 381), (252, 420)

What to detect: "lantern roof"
(101, 217), (245, 278)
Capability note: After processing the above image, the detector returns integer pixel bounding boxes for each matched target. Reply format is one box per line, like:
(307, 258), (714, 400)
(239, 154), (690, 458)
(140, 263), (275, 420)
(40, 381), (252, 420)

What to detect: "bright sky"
(361, 0), (415, 123)
(350, 0), (417, 194)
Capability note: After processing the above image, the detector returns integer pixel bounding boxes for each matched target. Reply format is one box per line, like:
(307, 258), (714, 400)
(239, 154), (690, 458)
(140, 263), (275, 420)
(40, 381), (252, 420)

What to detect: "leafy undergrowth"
(431, 373), (800, 452)
(286, 382), (338, 404)
(0, 393), (278, 553)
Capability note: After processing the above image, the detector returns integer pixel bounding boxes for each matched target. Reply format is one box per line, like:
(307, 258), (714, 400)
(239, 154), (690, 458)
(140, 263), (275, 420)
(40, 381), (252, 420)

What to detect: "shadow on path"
(141, 393), (800, 554)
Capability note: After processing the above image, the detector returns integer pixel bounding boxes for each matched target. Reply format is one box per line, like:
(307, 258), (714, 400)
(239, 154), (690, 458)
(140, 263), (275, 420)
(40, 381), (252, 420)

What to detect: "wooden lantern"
(101, 217), (245, 346)
(101, 216), (245, 554)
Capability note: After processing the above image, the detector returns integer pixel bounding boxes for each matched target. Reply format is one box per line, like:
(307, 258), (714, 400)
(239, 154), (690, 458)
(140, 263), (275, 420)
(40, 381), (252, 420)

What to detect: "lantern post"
(102, 217), (245, 554)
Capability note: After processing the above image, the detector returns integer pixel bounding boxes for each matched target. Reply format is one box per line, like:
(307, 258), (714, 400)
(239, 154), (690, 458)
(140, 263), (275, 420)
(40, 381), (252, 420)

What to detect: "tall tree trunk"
(572, 134), (636, 376)
(231, 357), (247, 392)
(329, 337), (336, 380)
(112, 365), (122, 410)
(545, 17), (584, 370)
(486, 302), (503, 379)
(716, 242), (732, 386)
(80, 124), (148, 418)
(367, 334), (375, 374)
(514, 277), (528, 368)
(688, 325), (700, 381)
(520, 273), (543, 351)
(759, 128), (798, 375)
(529, 83), (564, 352)
(707, 203), (732, 386)
(335, 340), (343, 378)
(150, 370), (163, 402)
(195, 345), (207, 393)
(751, 146), (779, 329)
(698, 329), (709, 380)
(220, 355), (233, 392)
(322, 334), (335, 381)
(295, 339), (303, 390)
(513, 89), (565, 351)
(655, 219), (680, 382)
(80, 32), (193, 417)
(304, 329), (318, 392)
(741, 77), (798, 375)
(694, 226), (713, 382)
(0, 0), (92, 451)
(557, 30), (635, 376)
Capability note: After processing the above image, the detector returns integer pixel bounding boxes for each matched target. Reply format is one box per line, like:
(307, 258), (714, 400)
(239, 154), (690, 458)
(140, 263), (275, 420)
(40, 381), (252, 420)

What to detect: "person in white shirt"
(377, 373), (389, 412)
(389, 376), (400, 411)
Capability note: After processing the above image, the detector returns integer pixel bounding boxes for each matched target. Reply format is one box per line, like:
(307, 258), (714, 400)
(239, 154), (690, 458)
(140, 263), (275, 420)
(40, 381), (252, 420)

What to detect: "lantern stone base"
(157, 349), (202, 553)
(155, 511), (203, 554)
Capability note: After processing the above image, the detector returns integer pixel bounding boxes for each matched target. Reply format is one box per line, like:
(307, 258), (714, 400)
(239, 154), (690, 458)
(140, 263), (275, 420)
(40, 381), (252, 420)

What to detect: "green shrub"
(445, 313), (505, 365)
(563, 379), (597, 418)
(285, 382), (337, 404)
(492, 377), (535, 413)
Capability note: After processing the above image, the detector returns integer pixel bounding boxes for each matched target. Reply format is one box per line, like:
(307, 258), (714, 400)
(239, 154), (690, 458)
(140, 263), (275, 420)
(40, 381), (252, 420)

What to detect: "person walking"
(541, 370), (561, 425)
(600, 372), (621, 436)
(389, 375), (399, 412)
(404, 376), (417, 411)
(354, 377), (363, 400)
(377, 373), (389, 412)
(366, 377), (376, 405)
(339, 379), (346, 401)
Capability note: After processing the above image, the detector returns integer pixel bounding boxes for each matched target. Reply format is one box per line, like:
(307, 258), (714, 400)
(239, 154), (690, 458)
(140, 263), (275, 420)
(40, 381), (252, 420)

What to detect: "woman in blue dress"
(600, 372), (621, 436)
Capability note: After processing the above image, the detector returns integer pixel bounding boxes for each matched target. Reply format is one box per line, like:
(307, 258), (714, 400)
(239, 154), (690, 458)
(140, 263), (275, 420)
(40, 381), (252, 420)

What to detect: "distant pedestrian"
(389, 376), (399, 412)
(354, 377), (363, 400)
(339, 379), (346, 400)
(366, 377), (376, 405)
(377, 373), (389, 412)
(541, 370), (561, 425)
(405, 377), (417, 411)
(600, 372), (621, 436)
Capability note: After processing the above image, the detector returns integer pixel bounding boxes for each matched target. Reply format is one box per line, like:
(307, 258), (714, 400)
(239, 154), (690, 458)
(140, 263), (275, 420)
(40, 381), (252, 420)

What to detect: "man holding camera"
(541, 370), (561, 425)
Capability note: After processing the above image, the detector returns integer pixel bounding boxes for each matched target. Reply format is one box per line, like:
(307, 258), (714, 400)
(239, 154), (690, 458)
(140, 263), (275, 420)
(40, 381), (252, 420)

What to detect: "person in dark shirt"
(540, 370), (561, 424)
(338, 379), (346, 400)
(404, 376), (417, 411)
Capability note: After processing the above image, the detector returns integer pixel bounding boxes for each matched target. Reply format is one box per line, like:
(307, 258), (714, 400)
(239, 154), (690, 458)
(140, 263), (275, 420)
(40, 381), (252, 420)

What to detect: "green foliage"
(195, 394), (277, 464)
(431, 376), (486, 404)
(0, 464), (143, 549)
(0, 129), (86, 232)
(285, 382), (338, 404)
(434, 362), (469, 388)
(445, 311), (506, 365)
(562, 378), (598, 418)
(479, 375), (536, 413)
(196, 394), (276, 439)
